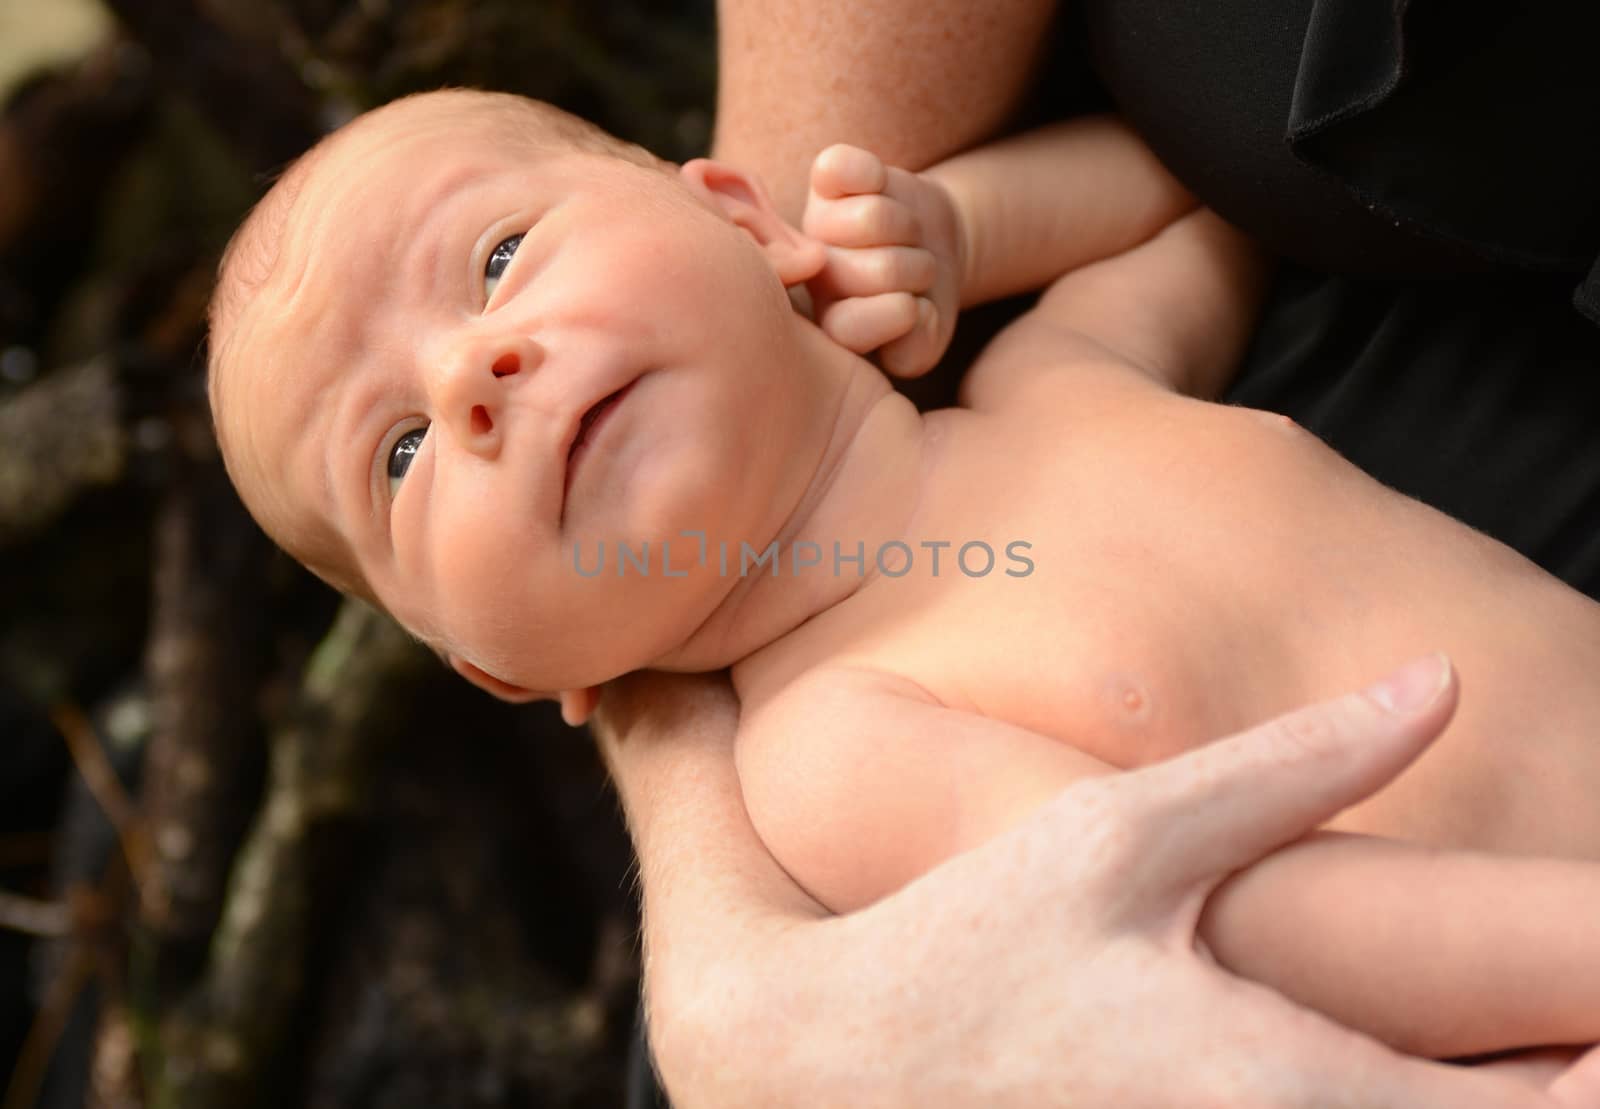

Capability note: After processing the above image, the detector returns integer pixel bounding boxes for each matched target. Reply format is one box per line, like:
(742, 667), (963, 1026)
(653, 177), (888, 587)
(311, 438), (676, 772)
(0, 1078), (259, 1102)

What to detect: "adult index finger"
(1273, 1017), (1570, 1109)
(1122, 653), (1458, 897)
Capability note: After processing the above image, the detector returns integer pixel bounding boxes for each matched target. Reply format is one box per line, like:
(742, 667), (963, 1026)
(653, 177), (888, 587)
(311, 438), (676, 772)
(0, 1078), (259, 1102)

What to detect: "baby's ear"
(449, 655), (546, 704)
(557, 687), (601, 728)
(680, 159), (825, 286)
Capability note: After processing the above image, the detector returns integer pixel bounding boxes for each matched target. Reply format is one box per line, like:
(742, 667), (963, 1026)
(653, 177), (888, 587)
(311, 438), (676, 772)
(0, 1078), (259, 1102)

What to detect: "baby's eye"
(388, 426), (427, 496)
(484, 234), (524, 301)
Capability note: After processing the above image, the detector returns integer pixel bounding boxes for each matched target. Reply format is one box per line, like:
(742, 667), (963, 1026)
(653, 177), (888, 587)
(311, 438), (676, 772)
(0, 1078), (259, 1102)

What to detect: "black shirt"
(1076, 0), (1600, 596)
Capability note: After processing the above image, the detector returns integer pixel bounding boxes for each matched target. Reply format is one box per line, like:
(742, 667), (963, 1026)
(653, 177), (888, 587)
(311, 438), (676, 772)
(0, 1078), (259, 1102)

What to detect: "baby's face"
(213, 96), (833, 698)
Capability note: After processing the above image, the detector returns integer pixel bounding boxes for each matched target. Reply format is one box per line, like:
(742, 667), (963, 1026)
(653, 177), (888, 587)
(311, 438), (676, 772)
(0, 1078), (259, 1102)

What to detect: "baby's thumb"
(1131, 653), (1457, 894)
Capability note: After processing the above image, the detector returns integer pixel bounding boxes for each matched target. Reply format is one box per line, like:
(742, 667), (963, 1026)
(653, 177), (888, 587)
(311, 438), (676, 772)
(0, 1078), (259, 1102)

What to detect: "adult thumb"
(1130, 653), (1457, 894)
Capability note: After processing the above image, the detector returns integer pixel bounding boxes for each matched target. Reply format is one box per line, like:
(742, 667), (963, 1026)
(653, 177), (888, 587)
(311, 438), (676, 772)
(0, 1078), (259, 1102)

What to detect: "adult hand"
(598, 656), (1600, 1106)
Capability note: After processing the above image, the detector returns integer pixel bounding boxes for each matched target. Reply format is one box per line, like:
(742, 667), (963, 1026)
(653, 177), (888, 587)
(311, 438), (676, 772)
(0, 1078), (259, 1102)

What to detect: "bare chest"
(736, 377), (1600, 854)
(783, 392), (1372, 762)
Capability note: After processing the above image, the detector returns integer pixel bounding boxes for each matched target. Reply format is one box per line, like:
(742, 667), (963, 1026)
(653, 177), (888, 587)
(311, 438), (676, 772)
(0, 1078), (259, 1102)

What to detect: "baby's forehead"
(228, 103), (559, 314)
(225, 105), (473, 283)
(217, 90), (645, 316)
(210, 155), (317, 348)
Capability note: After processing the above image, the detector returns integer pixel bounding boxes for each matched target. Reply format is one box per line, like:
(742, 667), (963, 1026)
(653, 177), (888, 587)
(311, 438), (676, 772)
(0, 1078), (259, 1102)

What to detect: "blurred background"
(0, 1), (714, 1105)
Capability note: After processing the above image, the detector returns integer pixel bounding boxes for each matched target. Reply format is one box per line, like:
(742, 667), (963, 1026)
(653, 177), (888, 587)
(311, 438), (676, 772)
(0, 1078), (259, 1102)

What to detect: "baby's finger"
(803, 194), (921, 248)
(815, 246), (937, 299)
(817, 292), (920, 354)
(810, 143), (887, 200)
(878, 299), (943, 378)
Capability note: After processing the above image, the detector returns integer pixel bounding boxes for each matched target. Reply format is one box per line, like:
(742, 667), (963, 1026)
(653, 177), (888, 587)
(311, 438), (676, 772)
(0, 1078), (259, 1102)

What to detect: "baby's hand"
(802, 144), (964, 379)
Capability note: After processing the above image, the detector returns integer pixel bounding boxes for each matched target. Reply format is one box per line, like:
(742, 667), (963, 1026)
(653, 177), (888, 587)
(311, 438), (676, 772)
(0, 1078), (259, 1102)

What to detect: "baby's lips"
(561, 379), (639, 508)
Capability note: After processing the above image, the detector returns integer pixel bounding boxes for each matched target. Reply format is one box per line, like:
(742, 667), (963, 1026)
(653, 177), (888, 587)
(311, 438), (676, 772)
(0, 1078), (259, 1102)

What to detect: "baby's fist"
(802, 144), (963, 379)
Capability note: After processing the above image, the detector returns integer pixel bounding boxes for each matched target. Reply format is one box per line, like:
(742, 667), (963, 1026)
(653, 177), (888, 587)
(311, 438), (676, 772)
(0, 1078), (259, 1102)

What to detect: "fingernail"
(1366, 653), (1449, 715)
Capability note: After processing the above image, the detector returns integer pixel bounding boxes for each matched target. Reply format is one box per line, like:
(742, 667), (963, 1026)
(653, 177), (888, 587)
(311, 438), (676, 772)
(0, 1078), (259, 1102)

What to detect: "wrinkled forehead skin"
(207, 90), (597, 586)
(207, 135), (340, 570)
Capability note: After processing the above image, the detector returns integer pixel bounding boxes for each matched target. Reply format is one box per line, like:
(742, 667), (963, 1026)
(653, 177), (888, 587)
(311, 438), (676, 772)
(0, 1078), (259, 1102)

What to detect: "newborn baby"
(208, 88), (1600, 1058)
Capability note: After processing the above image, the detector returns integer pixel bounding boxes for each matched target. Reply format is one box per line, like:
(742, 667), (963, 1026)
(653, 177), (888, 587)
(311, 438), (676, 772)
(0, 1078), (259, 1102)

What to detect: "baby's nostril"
(470, 404), (493, 437)
(492, 353), (519, 378)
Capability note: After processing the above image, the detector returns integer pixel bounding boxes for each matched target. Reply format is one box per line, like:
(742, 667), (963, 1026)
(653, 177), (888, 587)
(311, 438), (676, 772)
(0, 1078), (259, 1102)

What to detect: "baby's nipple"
(1101, 673), (1154, 728)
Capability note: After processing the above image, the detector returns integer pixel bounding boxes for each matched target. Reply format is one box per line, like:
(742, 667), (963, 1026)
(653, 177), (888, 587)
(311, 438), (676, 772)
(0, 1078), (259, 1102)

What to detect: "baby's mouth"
(573, 389), (622, 452)
(563, 380), (637, 502)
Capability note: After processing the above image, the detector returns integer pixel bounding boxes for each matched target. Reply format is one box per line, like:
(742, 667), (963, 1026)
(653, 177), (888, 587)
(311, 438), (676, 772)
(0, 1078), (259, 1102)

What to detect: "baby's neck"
(654, 327), (931, 673)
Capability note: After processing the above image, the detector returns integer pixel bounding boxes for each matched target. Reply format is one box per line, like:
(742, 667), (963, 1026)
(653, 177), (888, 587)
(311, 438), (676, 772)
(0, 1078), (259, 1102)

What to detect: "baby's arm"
(804, 119), (1270, 397)
(737, 667), (1600, 1058)
(802, 117), (1198, 378)
(1202, 831), (1600, 1057)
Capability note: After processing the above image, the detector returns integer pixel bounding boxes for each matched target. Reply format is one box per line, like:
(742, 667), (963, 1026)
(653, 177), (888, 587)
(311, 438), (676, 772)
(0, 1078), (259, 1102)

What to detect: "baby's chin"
(480, 637), (655, 699)
(444, 565), (751, 693)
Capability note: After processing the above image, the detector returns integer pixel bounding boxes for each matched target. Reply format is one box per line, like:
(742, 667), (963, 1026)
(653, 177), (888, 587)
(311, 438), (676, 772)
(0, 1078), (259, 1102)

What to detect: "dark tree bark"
(2, 4), (714, 1106)
(95, 0), (320, 173)
(0, 359), (123, 548)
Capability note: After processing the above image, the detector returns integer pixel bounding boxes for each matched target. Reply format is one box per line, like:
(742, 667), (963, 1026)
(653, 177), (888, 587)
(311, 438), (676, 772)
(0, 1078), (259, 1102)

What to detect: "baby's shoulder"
(737, 659), (935, 745)
(957, 304), (1169, 417)
(732, 662), (971, 910)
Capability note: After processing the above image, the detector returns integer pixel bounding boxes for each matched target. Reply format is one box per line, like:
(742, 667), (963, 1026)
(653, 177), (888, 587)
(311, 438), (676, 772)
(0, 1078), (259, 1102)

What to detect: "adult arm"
(711, 0), (1058, 220)
(594, 659), (1600, 1106)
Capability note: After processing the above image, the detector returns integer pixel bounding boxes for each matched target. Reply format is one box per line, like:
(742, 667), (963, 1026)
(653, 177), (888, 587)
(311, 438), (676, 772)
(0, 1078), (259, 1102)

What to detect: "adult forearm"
(592, 672), (861, 1104)
(712, 0), (1058, 221)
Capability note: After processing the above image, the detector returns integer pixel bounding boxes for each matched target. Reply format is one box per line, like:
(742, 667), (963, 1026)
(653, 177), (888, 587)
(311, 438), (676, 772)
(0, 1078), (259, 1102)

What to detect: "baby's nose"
(472, 332), (542, 381)
(435, 333), (543, 459)
(489, 345), (529, 379)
